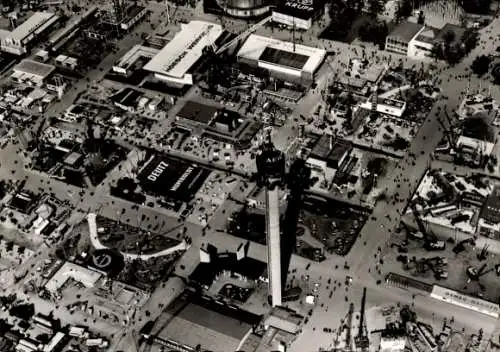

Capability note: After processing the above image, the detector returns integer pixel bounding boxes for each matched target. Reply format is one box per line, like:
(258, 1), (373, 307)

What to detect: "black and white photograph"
(0, 0), (498, 351)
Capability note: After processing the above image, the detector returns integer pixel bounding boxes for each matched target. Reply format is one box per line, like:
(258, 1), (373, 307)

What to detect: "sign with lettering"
(284, 0), (314, 11)
(163, 25), (215, 73)
(147, 161), (168, 182)
(170, 167), (194, 192)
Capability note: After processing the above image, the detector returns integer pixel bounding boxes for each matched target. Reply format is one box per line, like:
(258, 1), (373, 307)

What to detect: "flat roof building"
(120, 5), (148, 31)
(237, 34), (326, 84)
(386, 20), (466, 60)
(11, 59), (56, 86)
(238, 307), (304, 351)
(43, 332), (66, 352)
(204, 109), (262, 149)
(112, 44), (159, 76)
(175, 100), (219, 133)
(307, 135), (352, 171)
(152, 291), (261, 352)
(175, 101), (262, 149)
(45, 262), (102, 293)
(359, 97), (406, 117)
(144, 21), (223, 86)
(110, 87), (144, 112)
(0, 12), (59, 55)
(272, 0), (324, 29)
(385, 21), (424, 56)
(177, 100), (218, 124)
(137, 154), (211, 210)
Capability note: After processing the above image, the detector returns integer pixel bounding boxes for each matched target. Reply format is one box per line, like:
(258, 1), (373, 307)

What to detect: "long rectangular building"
(144, 20), (223, 86)
(237, 34), (325, 85)
(137, 155), (211, 210)
(0, 12), (59, 55)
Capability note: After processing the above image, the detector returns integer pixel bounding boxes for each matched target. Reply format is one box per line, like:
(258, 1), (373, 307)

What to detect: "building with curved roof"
(216, 0), (272, 18)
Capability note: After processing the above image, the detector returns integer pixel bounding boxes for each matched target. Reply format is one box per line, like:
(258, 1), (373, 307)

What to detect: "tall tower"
(256, 131), (285, 307)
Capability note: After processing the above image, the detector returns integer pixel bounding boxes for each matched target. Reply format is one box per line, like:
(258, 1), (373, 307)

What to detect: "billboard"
(138, 155), (210, 202)
(283, 0), (314, 12)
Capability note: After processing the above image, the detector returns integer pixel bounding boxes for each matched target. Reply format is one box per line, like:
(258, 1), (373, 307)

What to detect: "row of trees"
(358, 21), (389, 47)
(431, 29), (479, 65)
(326, 0), (388, 44)
(327, 0), (364, 41)
(395, 0), (493, 20)
(327, 0), (479, 63)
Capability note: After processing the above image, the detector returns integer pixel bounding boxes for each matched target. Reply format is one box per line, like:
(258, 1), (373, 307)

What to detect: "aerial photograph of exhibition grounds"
(1, 0), (500, 351)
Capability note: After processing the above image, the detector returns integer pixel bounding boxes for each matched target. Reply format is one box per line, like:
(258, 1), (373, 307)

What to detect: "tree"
(471, 55), (492, 76)
(443, 30), (455, 44)
(432, 28), (478, 65)
(367, 158), (388, 175)
(417, 11), (425, 24)
(492, 64), (500, 84)
(358, 21), (389, 47)
(462, 0), (492, 14)
(326, 0), (363, 41)
(395, 0), (412, 21)
(368, 0), (384, 16)
(9, 303), (35, 320)
(462, 29), (479, 53)
(462, 114), (494, 142)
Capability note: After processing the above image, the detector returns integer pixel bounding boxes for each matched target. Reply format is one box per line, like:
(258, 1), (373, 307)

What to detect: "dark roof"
(159, 291), (261, 341)
(137, 155), (210, 201)
(310, 135), (352, 168)
(189, 252), (266, 287)
(123, 4), (146, 21)
(177, 100), (218, 124)
(110, 88), (142, 107)
(388, 21), (424, 43)
(259, 47), (309, 69)
(174, 302), (250, 339)
(69, 104), (85, 114)
(8, 192), (34, 213)
(481, 186), (500, 224)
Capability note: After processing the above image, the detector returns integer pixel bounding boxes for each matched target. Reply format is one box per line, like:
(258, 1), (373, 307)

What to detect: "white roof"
(45, 261), (101, 292)
(36, 49), (49, 57)
(144, 20), (223, 78)
(3, 12), (57, 42)
(116, 44), (159, 69)
(43, 332), (65, 352)
(264, 315), (300, 334)
(237, 34), (326, 74)
(457, 135), (495, 155)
